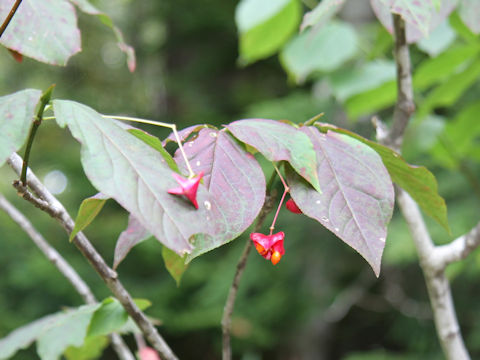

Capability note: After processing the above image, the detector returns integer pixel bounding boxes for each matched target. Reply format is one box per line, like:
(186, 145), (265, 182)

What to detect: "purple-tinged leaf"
(287, 127), (394, 277)
(113, 215), (152, 269)
(162, 247), (188, 286)
(0, 0), (81, 65)
(67, 0), (136, 71)
(175, 128), (266, 260)
(227, 119), (321, 192)
(316, 123), (450, 233)
(0, 89), (41, 166)
(370, 0), (458, 42)
(53, 100), (220, 256)
(70, 193), (109, 242)
(162, 124), (210, 147)
(459, 0), (480, 34)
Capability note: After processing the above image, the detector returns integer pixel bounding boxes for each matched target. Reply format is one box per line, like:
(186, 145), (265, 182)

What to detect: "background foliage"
(1, 0), (480, 359)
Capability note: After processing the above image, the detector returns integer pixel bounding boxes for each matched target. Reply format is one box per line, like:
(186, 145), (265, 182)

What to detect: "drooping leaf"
(227, 119), (320, 192)
(162, 247), (188, 285)
(67, 0), (136, 71)
(113, 214), (152, 269)
(370, 0), (458, 42)
(316, 123), (450, 232)
(235, 0), (301, 63)
(36, 304), (101, 360)
(64, 336), (109, 360)
(287, 127), (394, 277)
(329, 60), (396, 102)
(0, 313), (61, 359)
(0, 89), (41, 166)
(458, 0), (480, 34)
(174, 128), (266, 260)
(69, 193), (109, 242)
(280, 21), (358, 83)
(300, 0), (346, 31)
(53, 100), (218, 256)
(0, 0), (81, 65)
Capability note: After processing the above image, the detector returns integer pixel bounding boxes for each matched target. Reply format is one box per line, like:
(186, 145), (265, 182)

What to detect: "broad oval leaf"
(69, 193), (109, 242)
(53, 100), (219, 256)
(316, 123), (450, 233)
(280, 21), (358, 83)
(0, 89), (41, 166)
(287, 127), (394, 277)
(227, 119), (321, 192)
(175, 128), (266, 260)
(0, 0), (81, 65)
(235, 0), (301, 63)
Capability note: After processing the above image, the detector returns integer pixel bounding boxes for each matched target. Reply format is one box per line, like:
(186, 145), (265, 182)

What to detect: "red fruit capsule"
(250, 232), (285, 265)
(168, 171), (204, 209)
(286, 198), (302, 214)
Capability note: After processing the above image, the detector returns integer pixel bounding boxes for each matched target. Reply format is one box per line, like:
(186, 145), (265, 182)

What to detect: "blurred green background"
(1, 0), (480, 359)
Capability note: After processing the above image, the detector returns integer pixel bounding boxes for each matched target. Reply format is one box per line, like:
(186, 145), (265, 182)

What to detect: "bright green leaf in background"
(281, 21), (358, 83)
(300, 0), (346, 31)
(235, 0), (301, 64)
(329, 60), (396, 102)
(64, 336), (109, 360)
(69, 193), (109, 242)
(458, 0), (480, 34)
(162, 247), (188, 286)
(0, 89), (41, 167)
(344, 80), (396, 119)
(417, 20), (456, 57)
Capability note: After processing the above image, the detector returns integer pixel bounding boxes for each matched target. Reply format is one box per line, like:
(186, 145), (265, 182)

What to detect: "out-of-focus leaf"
(430, 102), (480, 168)
(69, 193), (109, 242)
(345, 80), (397, 118)
(68, 0), (136, 71)
(449, 11), (479, 42)
(64, 336), (108, 360)
(329, 60), (396, 101)
(0, 0), (81, 65)
(300, 0), (346, 31)
(287, 127), (394, 277)
(227, 119), (320, 192)
(316, 123), (450, 232)
(413, 43), (480, 89)
(162, 247), (188, 285)
(53, 100), (218, 256)
(174, 128), (266, 260)
(401, 115), (445, 160)
(0, 313), (61, 359)
(370, 0), (458, 42)
(0, 89), (41, 166)
(280, 21), (358, 83)
(113, 214), (152, 269)
(458, 0), (480, 34)
(235, 0), (301, 63)
(416, 57), (480, 119)
(87, 298), (128, 338)
(36, 304), (101, 360)
(417, 20), (456, 56)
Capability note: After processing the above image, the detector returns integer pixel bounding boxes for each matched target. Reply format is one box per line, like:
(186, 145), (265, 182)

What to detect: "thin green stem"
(20, 85), (55, 185)
(0, 0), (22, 38)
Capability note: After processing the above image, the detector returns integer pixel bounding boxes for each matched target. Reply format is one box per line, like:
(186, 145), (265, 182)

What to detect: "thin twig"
(436, 221), (480, 268)
(221, 172), (277, 360)
(0, 0), (22, 38)
(0, 194), (135, 360)
(7, 152), (178, 360)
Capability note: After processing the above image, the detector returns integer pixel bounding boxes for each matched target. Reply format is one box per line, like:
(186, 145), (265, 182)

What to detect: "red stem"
(269, 164), (289, 235)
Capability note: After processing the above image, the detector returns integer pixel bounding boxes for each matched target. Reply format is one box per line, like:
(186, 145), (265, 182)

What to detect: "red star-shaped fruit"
(168, 171), (204, 209)
(285, 198), (302, 214)
(250, 231), (285, 265)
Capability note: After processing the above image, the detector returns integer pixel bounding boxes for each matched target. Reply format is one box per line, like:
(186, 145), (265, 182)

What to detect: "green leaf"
(449, 11), (479, 43)
(458, 0), (480, 35)
(316, 123), (450, 233)
(236, 0), (301, 63)
(417, 57), (480, 119)
(329, 60), (396, 102)
(345, 80), (397, 119)
(300, 0), (346, 31)
(227, 119), (321, 192)
(0, 89), (41, 167)
(68, 0), (136, 71)
(280, 21), (358, 83)
(417, 20), (456, 57)
(413, 43), (480, 90)
(37, 304), (101, 360)
(87, 298), (128, 338)
(127, 128), (179, 172)
(69, 193), (109, 242)
(162, 246), (188, 286)
(64, 336), (108, 360)
(0, 0), (80, 65)
(53, 100), (217, 256)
